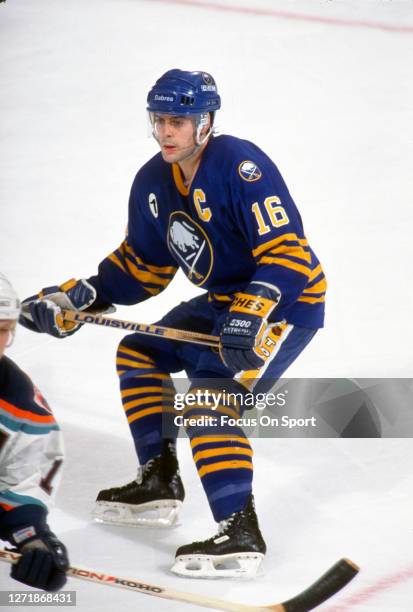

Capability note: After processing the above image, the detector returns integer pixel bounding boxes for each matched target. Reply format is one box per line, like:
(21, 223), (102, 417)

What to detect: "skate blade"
(92, 499), (182, 528)
(170, 552), (264, 579)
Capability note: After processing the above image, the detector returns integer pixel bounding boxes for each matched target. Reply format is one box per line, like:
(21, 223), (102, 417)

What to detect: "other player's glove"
(11, 528), (69, 592)
(2, 507), (69, 592)
(219, 282), (281, 373)
(19, 278), (113, 338)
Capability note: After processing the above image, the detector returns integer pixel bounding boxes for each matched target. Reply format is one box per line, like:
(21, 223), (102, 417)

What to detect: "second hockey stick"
(0, 550), (358, 612)
(62, 309), (220, 348)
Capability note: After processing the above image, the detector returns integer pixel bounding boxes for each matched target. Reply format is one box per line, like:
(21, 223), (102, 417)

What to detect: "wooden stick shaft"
(0, 550), (358, 611)
(62, 309), (220, 348)
(0, 550), (273, 612)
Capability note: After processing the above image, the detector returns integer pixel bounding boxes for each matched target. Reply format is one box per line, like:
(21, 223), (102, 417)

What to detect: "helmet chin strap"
(195, 113), (213, 146)
(173, 115), (214, 161)
(176, 133), (210, 162)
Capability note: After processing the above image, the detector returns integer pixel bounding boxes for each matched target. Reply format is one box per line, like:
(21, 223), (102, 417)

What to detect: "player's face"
(0, 320), (16, 357)
(152, 114), (198, 163)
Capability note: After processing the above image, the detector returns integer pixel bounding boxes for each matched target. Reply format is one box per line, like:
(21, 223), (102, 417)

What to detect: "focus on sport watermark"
(160, 378), (413, 438)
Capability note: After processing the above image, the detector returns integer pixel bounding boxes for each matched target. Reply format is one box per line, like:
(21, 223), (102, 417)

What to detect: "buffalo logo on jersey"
(167, 211), (213, 286)
(238, 160), (262, 182)
(148, 193), (158, 218)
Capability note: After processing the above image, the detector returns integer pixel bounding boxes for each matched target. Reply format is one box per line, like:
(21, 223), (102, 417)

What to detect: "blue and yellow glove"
(219, 282), (281, 373)
(19, 278), (113, 338)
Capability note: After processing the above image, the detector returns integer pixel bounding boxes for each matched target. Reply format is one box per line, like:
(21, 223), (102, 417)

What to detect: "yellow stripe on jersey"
(107, 240), (177, 296)
(108, 253), (128, 274)
(123, 242), (176, 276)
(121, 253), (172, 287)
(258, 256), (312, 277)
(298, 295), (325, 304)
(300, 265), (327, 301)
(309, 263), (323, 281)
(267, 244), (312, 263)
(252, 233), (307, 258)
(303, 277), (327, 294)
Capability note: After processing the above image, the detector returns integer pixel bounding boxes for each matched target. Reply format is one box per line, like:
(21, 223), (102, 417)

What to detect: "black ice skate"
(171, 494), (266, 578)
(93, 440), (185, 528)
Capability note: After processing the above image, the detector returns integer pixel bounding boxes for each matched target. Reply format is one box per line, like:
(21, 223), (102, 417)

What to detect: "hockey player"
(0, 274), (69, 590)
(20, 69), (326, 578)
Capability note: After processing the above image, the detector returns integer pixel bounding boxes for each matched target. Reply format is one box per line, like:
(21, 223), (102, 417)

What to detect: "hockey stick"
(0, 550), (358, 611)
(62, 309), (221, 348)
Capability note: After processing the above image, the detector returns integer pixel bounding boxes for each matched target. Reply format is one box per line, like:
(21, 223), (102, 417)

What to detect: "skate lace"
(217, 514), (235, 536)
(189, 513), (238, 547)
(135, 458), (156, 485)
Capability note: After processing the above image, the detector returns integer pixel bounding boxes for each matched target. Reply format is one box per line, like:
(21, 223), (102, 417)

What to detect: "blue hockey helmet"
(147, 69), (221, 116)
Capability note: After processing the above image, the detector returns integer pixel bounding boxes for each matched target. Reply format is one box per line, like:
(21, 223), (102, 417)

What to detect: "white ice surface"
(1, 0), (413, 610)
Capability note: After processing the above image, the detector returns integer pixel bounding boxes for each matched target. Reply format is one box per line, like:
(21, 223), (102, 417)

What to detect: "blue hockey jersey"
(91, 135), (326, 328)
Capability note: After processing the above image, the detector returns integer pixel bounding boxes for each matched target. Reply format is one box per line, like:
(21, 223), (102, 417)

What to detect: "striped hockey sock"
(183, 388), (253, 522)
(116, 341), (178, 464)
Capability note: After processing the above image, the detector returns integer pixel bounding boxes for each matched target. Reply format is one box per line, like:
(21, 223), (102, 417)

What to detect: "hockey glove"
(20, 278), (113, 338)
(11, 529), (69, 591)
(219, 282), (281, 373)
(3, 507), (69, 592)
